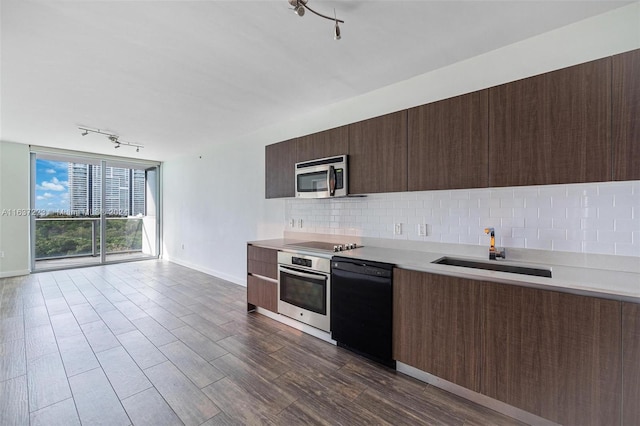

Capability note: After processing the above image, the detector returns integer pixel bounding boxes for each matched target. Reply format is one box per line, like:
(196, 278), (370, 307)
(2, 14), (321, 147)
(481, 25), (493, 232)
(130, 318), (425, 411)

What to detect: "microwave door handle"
(280, 266), (326, 281)
(329, 165), (336, 196)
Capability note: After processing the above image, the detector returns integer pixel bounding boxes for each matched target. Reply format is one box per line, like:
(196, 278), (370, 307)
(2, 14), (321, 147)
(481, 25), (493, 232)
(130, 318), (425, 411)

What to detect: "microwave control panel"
(335, 168), (344, 189)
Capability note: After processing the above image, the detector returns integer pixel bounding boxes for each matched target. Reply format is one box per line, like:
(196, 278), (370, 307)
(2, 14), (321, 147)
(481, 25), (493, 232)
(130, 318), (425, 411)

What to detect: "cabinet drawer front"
(247, 245), (277, 263)
(248, 260), (277, 280)
(247, 275), (277, 312)
(247, 246), (278, 279)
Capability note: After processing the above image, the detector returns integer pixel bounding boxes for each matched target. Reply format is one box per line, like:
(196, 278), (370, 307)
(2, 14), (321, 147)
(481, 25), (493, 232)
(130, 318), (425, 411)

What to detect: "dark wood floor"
(0, 260), (525, 425)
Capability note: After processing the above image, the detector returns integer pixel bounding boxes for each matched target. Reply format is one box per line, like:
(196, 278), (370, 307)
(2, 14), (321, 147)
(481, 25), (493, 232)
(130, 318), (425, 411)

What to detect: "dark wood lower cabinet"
(623, 302), (640, 426)
(247, 245), (278, 312)
(393, 268), (624, 425)
(393, 269), (482, 392)
(482, 283), (621, 426)
(247, 275), (277, 313)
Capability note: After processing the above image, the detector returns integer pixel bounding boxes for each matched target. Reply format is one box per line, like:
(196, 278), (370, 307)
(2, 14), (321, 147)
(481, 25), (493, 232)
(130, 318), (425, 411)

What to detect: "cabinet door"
(482, 283), (621, 425)
(296, 126), (349, 163)
(408, 91), (489, 190)
(623, 302), (640, 425)
(489, 58), (611, 187)
(393, 269), (482, 391)
(265, 138), (296, 199)
(348, 111), (407, 194)
(613, 48), (640, 181)
(247, 275), (277, 312)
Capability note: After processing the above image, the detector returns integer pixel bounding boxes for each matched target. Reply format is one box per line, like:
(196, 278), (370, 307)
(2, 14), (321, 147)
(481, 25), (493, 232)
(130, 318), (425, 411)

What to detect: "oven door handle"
(279, 265), (327, 281)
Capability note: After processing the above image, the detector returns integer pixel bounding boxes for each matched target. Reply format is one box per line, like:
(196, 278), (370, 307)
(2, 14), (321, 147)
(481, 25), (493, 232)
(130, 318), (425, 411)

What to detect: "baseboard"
(164, 256), (246, 287)
(396, 362), (559, 426)
(0, 269), (30, 278)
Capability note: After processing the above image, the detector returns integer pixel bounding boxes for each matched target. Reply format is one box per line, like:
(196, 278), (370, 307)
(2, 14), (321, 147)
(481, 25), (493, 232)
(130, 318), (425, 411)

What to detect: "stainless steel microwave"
(295, 155), (348, 198)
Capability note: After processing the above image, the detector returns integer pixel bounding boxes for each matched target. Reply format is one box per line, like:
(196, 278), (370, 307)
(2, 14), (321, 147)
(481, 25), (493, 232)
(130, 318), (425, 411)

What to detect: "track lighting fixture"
(287, 0), (344, 40)
(78, 126), (144, 152)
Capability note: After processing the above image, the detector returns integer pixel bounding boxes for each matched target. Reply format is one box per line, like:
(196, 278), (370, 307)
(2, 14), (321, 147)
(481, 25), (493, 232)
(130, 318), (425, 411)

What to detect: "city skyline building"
(67, 163), (145, 216)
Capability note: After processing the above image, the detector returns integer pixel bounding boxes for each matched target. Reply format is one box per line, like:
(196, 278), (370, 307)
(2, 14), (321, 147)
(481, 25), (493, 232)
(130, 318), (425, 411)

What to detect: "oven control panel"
(291, 257), (312, 268)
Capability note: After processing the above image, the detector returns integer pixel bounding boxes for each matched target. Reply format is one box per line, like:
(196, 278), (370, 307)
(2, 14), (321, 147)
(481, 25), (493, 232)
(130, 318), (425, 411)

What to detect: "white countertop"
(248, 238), (640, 303)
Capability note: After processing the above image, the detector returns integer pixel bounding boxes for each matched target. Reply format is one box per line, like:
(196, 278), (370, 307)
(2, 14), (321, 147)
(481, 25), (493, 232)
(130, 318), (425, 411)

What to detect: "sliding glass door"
(31, 150), (160, 271)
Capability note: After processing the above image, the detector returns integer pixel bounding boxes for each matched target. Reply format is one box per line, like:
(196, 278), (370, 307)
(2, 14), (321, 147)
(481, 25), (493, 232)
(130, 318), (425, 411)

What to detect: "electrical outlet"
(0, 251), (4, 258)
(289, 219), (295, 228)
(417, 224), (427, 236)
(297, 219), (303, 228)
(394, 223), (402, 235)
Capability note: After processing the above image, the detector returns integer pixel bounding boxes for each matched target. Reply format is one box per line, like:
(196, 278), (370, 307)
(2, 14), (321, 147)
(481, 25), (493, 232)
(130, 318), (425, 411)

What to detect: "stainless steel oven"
(277, 251), (331, 332)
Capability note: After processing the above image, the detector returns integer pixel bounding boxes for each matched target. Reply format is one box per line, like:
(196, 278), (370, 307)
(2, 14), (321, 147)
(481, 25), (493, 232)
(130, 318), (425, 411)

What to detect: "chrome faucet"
(484, 227), (506, 260)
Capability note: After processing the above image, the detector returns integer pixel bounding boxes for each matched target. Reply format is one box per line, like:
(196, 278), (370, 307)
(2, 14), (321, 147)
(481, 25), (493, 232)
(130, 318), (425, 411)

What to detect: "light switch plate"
(394, 223), (402, 235)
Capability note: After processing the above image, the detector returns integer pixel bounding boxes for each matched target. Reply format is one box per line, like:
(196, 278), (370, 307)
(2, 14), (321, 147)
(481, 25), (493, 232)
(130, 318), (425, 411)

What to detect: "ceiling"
(0, 0), (631, 161)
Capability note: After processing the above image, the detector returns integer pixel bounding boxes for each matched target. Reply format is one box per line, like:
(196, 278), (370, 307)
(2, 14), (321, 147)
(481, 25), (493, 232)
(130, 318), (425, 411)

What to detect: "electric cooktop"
(286, 241), (361, 253)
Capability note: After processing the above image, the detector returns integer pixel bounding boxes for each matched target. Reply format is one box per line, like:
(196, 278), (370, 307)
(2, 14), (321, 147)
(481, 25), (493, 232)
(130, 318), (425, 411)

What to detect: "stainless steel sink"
(432, 257), (552, 278)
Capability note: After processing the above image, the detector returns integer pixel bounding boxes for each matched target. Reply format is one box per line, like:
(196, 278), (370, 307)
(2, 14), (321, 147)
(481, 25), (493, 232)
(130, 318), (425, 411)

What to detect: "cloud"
(37, 176), (66, 191)
(36, 192), (55, 201)
(45, 169), (56, 174)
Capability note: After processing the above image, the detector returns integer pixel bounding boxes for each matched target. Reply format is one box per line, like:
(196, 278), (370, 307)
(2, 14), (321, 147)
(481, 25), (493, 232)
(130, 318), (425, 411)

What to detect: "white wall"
(0, 141), (31, 277)
(162, 4), (640, 285)
(162, 140), (285, 284)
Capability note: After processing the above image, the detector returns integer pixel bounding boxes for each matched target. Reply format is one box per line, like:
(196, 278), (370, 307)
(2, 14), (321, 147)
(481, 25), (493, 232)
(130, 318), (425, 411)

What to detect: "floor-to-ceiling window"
(30, 149), (160, 271)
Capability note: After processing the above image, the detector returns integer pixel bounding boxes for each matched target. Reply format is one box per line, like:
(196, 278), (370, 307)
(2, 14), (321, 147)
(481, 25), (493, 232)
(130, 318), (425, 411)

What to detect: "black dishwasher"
(331, 256), (395, 368)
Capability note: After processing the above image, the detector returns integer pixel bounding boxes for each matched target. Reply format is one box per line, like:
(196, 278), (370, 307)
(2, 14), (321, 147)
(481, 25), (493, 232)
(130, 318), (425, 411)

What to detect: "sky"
(35, 159), (69, 213)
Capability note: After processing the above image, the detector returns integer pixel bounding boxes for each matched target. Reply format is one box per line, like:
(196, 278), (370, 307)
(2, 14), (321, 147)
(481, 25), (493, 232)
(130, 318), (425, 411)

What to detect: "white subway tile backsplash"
(615, 243), (640, 257)
(284, 181), (640, 257)
(566, 207), (598, 219)
(582, 241), (615, 255)
(526, 238), (553, 250)
(539, 229), (567, 241)
(598, 230), (632, 244)
(598, 182), (633, 196)
(552, 240), (582, 252)
(599, 206), (633, 221)
(490, 207), (513, 218)
(615, 218), (640, 233)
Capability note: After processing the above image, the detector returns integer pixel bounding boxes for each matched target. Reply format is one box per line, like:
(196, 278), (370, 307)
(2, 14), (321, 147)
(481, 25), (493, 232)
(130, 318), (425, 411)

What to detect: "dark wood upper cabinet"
(296, 126), (349, 163)
(613, 48), (640, 181)
(348, 111), (408, 194)
(489, 57), (611, 187)
(623, 302), (640, 425)
(408, 91), (489, 191)
(265, 138), (296, 199)
(482, 283), (621, 425)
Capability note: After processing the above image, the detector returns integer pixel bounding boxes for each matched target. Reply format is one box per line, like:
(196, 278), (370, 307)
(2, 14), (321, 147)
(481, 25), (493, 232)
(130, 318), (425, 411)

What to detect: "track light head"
(114, 143), (120, 149)
(81, 130), (89, 136)
(287, 0), (343, 39)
